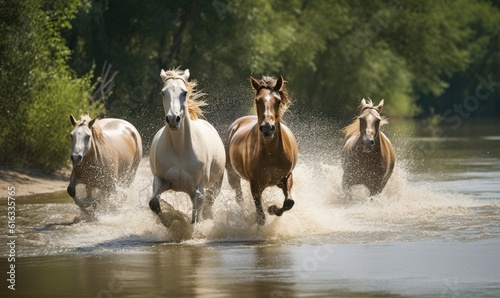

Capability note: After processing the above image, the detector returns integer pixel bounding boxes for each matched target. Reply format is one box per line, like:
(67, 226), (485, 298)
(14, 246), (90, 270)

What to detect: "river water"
(1, 119), (500, 297)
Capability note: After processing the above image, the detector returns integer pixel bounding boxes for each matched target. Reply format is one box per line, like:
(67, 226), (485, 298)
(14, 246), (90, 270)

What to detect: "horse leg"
(150, 176), (185, 228)
(70, 183), (97, 222)
(226, 164), (243, 204)
(67, 170), (77, 200)
(250, 183), (265, 225)
(341, 173), (354, 201)
(203, 176), (222, 220)
(268, 173), (295, 217)
(190, 188), (205, 224)
(149, 176), (170, 214)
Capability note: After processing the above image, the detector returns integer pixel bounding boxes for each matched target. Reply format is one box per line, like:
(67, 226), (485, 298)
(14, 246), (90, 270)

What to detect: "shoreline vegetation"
(2, 1), (500, 173)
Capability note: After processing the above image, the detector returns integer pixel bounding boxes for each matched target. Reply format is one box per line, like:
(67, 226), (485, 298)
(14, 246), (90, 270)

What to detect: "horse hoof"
(283, 199), (294, 211)
(149, 199), (161, 214)
(67, 185), (76, 197)
(268, 205), (279, 216)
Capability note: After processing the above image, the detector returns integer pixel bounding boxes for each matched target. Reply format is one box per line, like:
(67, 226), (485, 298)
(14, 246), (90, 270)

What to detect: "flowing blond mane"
(343, 98), (388, 140)
(162, 68), (206, 120)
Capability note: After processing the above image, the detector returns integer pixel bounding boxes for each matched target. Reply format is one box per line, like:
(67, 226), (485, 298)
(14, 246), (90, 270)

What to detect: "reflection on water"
(1, 119), (500, 297)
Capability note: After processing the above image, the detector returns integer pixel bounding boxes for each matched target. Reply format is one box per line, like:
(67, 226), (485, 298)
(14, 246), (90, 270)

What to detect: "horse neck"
(166, 113), (194, 152)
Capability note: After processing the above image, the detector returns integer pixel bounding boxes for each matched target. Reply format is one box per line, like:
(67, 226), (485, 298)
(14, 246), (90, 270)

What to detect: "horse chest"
(348, 150), (385, 181)
(247, 153), (292, 184)
(155, 152), (201, 189)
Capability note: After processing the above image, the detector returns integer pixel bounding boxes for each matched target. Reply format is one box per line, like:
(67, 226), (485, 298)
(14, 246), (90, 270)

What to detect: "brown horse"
(341, 98), (395, 197)
(68, 113), (143, 212)
(226, 76), (298, 225)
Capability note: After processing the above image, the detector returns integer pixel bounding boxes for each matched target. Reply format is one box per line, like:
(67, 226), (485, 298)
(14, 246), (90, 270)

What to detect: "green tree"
(0, 0), (103, 169)
(67, 0), (500, 141)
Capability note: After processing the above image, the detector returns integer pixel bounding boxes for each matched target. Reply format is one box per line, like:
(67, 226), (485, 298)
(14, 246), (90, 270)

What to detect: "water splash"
(13, 118), (500, 257)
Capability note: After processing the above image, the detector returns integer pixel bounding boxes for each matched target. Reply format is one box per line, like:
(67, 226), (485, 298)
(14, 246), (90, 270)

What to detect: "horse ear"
(275, 76), (284, 92)
(250, 77), (260, 92)
(183, 69), (190, 80)
(160, 69), (168, 82)
(88, 117), (97, 128)
(70, 114), (77, 126)
(376, 99), (384, 112)
(360, 98), (369, 109)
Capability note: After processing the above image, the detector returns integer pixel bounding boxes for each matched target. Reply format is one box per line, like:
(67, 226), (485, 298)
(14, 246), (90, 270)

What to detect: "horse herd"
(68, 68), (395, 228)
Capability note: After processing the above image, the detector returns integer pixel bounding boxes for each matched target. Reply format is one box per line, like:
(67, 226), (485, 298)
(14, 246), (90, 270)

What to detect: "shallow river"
(1, 119), (500, 297)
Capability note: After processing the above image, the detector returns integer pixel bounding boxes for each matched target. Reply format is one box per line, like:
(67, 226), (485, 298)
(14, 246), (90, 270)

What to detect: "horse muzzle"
(259, 123), (276, 139)
(71, 153), (83, 165)
(165, 114), (181, 131)
(361, 137), (375, 153)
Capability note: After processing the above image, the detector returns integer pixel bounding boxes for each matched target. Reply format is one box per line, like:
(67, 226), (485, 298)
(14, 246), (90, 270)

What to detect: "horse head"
(250, 75), (290, 140)
(69, 113), (96, 166)
(358, 98), (384, 153)
(160, 68), (190, 131)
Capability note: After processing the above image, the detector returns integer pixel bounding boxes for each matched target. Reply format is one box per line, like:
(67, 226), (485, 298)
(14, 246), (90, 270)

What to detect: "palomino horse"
(148, 68), (225, 227)
(226, 76), (298, 225)
(68, 113), (143, 211)
(341, 98), (395, 197)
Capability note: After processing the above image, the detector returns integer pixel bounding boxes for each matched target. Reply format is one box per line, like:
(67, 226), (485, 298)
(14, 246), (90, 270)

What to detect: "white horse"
(68, 113), (142, 213)
(148, 68), (225, 227)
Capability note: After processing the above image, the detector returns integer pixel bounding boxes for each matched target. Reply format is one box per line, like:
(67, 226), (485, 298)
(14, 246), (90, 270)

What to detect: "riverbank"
(0, 166), (70, 198)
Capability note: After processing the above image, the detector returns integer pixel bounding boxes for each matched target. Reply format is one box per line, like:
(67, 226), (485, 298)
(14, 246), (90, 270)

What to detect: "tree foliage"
(67, 0), (500, 123)
(0, 0), (103, 169)
(1, 0), (499, 168)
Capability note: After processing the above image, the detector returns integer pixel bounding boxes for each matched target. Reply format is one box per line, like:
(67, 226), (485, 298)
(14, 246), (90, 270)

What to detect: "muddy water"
(1, 120), (500, 297)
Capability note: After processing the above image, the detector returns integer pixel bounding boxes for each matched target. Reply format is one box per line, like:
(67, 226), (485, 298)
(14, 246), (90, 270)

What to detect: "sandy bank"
(0, 167), (70, 198)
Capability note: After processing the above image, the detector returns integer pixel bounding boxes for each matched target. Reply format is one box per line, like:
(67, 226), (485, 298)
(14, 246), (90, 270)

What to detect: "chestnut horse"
(68, 113), (142, 211)
(148, 68), (225, 227)
(226, 76), (298, 225)
(341, 98), (395, 197)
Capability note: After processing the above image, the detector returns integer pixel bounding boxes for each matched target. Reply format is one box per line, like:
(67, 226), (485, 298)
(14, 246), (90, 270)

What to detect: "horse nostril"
(71, 154), (82, 164)
(370, 140), (375, 146)
(176, 115), (181, 123)
(165, 116), (169, 124)
(270, 125), (276, 132)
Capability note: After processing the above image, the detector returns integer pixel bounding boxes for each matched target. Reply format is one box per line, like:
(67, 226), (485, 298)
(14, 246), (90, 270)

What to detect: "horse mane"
(163, 68), (206, 120)
(91, 121), (104, 144)
(255, 76), (291, 118)
(76, 112), (92, 126)
(342, 98), (389, 140)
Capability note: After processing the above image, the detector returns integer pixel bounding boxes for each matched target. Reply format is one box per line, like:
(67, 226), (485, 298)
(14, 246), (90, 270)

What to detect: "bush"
(0, 0), (104, 170)
(23, 72), (103, 169)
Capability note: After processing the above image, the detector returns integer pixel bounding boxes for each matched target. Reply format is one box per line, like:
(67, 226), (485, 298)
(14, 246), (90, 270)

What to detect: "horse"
(148, 68), (225, 228)
(341, 98), (395, 197)
(225, 75), (298, 225)
(67, 113), (143, 212)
